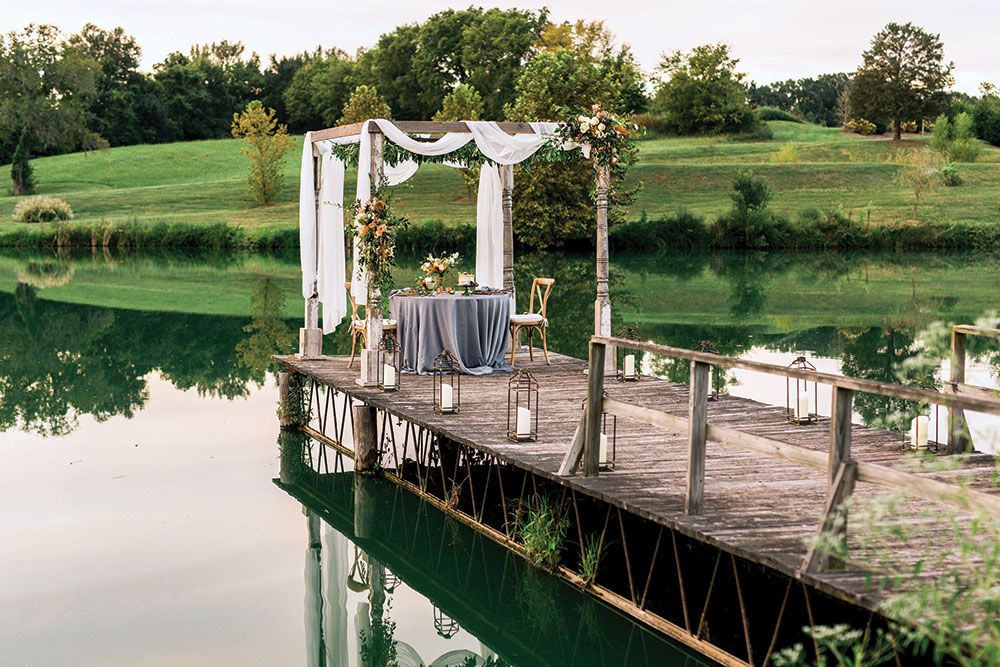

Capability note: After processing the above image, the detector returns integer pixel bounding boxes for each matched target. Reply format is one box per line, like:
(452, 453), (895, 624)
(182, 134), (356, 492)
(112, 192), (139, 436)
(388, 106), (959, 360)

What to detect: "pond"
(1, 248), (998, 665)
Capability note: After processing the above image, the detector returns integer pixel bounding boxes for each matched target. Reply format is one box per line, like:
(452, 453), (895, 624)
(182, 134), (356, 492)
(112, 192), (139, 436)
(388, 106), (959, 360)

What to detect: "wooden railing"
(559, 335), (1000, 573)
(948, 324), (1000, 453)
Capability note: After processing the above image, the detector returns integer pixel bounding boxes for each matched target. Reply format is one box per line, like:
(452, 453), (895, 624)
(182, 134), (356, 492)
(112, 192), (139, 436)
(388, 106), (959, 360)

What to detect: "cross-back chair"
(346, 282), (396, 368)
(510, 277), (554, 365)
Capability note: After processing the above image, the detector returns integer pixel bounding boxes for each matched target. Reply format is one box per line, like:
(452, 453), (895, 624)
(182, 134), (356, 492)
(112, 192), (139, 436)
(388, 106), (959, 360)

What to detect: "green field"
(2, 121), (999, 234)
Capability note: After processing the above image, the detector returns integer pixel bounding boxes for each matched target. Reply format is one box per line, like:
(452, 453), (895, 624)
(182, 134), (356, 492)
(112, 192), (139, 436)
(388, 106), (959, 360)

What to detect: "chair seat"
(354, 318), (396, 329)
(383, 319), (397, 328)
(511, 313), (546, 326)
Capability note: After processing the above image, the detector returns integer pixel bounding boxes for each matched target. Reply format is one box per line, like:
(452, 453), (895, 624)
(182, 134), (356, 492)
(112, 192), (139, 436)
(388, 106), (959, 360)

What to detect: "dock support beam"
(353, 404), (378, 473)
(686, 361), (710, 514)
(948, 329), (970, 453)
(583, 341), (607, 477)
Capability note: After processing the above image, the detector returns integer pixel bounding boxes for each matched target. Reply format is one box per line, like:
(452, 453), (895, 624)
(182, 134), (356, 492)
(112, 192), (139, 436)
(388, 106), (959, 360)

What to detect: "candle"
(383, 364), (395, 389)
(795, 392), (809, 421)
(516, 406), (531, 438)
(624, 354), (636, 379)
(599, 433), (608, 464)
(442, 383), (454, 412)
(707, 367), (713, 397)
(911, 416), (929, 448)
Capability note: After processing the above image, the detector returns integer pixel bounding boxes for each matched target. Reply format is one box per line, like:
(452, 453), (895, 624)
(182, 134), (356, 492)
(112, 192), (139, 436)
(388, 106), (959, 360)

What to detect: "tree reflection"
(236, 275), (297, 385)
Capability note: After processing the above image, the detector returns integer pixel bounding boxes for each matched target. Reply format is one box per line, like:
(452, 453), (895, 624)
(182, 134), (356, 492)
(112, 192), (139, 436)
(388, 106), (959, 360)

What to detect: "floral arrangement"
(556, 104), (638, 168)
(348, 197), (406, 307)
(418, 252), (460, 292)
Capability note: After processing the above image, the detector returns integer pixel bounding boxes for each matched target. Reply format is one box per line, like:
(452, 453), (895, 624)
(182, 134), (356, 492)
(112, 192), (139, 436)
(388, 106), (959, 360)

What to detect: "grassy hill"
(1, 121), (999, 235)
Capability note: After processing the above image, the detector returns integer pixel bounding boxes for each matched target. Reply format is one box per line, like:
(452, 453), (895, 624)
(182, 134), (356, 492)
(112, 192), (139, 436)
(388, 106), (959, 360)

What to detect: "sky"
(4, 0), (995, 94)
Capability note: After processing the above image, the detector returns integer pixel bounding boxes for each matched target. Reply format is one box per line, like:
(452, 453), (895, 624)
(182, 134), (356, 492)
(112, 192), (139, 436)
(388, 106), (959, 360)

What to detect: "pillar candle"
(442, 383), (453, 411)
(599, 433), (608, 464)
(795, 392), (809, 421)
(911, 415), (929, 448)
(516, 406), (531, 438)
(383, 364), (395, 389)
(624, 354), (636, 379)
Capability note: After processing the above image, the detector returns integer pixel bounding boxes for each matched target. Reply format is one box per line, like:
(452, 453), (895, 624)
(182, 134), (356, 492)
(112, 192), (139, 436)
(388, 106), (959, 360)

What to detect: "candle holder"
(903, 382), (941, 452)
(580, 392), (617, 470)
(506, 368), (539, 442)
(699, 340), (726, 401)
(377, 333), (400, 392)
(786, 356), (818, 425)
(616, 326), (641, 382)
(433, 349), (461, 414)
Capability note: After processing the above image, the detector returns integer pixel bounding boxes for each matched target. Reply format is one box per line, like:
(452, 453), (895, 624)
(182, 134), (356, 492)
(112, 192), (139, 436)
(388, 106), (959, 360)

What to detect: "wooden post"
(300, 152), (322, 357)
(354, 474), (380, 540)
(583, 341), (606, 477)
(686, 361), (710, 515)
(358, 128), (384, 386)
(501, 164), (515, 307)
(278, 428), (308, 484)
(353, 404), (378, 472)
(594, 165), (613, 372)
(948, 329), (969, 454)
(279, 371), (297, 429)
(829, 387), (854, 484)
(801, 461), (857, 573)
(557, 411), (588, 476)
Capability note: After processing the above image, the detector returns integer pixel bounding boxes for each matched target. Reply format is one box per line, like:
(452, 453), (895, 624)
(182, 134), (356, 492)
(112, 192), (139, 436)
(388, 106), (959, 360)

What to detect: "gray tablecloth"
(390, 293), (512, 375)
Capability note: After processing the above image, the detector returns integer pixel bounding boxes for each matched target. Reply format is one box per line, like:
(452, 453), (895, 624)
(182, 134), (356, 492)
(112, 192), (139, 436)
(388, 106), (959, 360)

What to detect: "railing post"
(948, 329), (969, 454)
(583, 340), (607, 477)
(829, 386), (853, 484)
(686, 361), (709, 514)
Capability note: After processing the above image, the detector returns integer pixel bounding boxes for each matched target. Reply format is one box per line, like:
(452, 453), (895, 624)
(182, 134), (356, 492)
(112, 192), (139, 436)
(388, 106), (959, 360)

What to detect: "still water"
(1, 249), (999, 665)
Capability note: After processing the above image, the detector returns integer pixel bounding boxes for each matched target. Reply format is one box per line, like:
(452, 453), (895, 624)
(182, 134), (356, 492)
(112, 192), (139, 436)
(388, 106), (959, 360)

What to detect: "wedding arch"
(297, 118), (616, 385)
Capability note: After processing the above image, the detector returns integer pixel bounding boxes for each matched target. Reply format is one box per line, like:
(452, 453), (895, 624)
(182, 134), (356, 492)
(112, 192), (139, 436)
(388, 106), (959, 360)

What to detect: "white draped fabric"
(300, 119), (574, 333)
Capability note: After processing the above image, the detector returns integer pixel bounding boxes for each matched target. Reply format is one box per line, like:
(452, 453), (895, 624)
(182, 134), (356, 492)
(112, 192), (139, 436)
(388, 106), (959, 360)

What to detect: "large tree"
(282, 49), (357, 130)
(0, 24), (100, 194)
(749, 73), (851, 127)
(850, 22), (954, 141)
(652, 43), (757, 135)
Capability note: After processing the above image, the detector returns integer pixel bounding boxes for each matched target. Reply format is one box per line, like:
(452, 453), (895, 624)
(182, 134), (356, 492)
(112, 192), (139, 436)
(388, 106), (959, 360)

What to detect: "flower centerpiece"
(555, 104), (638, 169)
(419, 252), (460, 294)
(348, 197), (406, 311)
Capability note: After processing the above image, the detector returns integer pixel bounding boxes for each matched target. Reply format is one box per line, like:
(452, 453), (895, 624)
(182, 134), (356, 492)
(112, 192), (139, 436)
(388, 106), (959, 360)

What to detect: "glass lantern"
(433, 606), (460, 638)
(698, 340), (726, 401)
(580, 392), (617, 470)
(786, 356), (818, 425)
(433, 349), (461, 414)
(616, 326), (641, 382)
(377, 333), (400, 392)
(903, 383), (941, 452)
(507, 368), (539, 441)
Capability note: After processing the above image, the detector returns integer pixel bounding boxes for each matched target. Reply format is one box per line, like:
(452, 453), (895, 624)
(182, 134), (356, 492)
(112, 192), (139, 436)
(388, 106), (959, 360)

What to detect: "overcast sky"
(5, 0), (995, 94)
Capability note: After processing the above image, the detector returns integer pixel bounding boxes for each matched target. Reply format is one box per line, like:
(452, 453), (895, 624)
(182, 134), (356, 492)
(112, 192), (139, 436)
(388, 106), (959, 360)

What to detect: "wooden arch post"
(502, 164), (515, 307)
(299, 152), (323, 358)
(358, 126), (385, 386)
(594, 164), (613, 371)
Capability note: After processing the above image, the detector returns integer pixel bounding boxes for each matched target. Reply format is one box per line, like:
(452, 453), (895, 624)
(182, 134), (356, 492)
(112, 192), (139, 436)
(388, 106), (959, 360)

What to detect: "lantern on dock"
(507, 368), (539, 442)
(903, 382), (941, 452)
(433, 349), (461, 414)
(377, 333), (400, 392)
(786, 356), (818, 425)
(581, 392), (617, 470)
(616, 326), (641, 382)
(699, 341), (726, 401)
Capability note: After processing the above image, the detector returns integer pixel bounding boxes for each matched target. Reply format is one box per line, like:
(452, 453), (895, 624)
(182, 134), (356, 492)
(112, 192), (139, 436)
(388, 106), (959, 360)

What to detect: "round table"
(389, 293), (511, 375)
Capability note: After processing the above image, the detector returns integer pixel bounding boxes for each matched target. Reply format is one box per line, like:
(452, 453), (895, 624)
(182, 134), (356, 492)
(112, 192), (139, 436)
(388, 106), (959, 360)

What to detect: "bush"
(900, 120), (918, 133)
(709, 169), (792, 248)
(12, 196), (74, 223)
(728, 123), (774, 142)
(610, 208), (708, 251)
(631, 112), (672, 136)
(394, 220), (476, 255)
(757, 107), (801, 123)
(929, 112), (982, 162)
(939, 164), (962, 186)
(796, 207), (870, 248)
(770, 142), (801, 163)
(844, 118), (878, 135)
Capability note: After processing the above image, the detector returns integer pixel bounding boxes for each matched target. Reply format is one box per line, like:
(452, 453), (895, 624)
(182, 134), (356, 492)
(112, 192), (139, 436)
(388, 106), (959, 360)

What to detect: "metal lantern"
(507, 368), (539, 442)
(699, 340), (726, 401)
(433, 606), (460, 638)
(616, 326), (641, 382)
(433, 349), (461, 414)
(903, 382), (941, 452)
(786, 356), (818, 425)
(377, 333), (400, 392)
(580, 391), (617, 470)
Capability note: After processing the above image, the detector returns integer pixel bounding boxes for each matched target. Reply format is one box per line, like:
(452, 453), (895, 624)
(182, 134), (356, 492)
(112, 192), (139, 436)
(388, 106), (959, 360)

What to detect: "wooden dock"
(276, 345), (999, 666)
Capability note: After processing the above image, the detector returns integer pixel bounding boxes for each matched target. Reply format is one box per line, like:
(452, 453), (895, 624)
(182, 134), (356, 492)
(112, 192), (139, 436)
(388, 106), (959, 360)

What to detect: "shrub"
(930, 112), (982, 162)
(610, 208), (708, 251)
(796, 207), (870, 248)
(770, 142), (801, 163)
(710, 169), (792, 248)
(757, 107), (801, 123)
(844, 118), (878, 135)
(900, 120), (918, 133)
(939, 163), (962, 186)
(728, 123), (774, 142)
(12, 196), (74, 223)
(631, 112), (672, 135)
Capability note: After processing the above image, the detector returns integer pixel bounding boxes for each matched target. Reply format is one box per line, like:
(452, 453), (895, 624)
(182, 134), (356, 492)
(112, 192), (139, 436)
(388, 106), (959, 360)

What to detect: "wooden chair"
(510, 278), (554, 365)
(346, 282), (396, 368)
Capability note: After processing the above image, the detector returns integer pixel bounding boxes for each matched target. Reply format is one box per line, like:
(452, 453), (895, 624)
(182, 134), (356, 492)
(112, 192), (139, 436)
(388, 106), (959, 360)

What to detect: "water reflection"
(276, 432), (714, 666)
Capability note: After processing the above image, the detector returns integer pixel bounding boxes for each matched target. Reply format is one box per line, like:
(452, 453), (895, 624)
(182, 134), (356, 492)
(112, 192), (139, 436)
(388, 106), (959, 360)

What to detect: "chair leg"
(527, 327), (534, 361)
(348, 331), (358, 368)
(541, 325), (550, 365)
(510, 325), (519, 365)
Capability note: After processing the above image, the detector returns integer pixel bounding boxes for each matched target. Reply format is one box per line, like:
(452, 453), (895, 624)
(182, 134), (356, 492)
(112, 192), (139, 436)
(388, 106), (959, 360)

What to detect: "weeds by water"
(511, 494), (569, 570)
(578, 533), (604, 586)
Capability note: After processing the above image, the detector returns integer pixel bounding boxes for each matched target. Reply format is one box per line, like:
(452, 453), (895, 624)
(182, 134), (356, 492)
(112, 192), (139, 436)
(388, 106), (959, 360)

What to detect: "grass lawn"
(1, 121), (999, 234)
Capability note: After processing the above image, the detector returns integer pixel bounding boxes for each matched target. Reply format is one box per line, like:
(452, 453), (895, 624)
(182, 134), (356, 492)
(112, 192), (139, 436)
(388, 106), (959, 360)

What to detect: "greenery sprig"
(347, 196), (407, 310)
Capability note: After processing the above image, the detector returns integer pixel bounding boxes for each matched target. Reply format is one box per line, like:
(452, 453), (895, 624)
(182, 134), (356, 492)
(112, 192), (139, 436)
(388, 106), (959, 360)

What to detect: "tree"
(897, 149), (941, 220)
(231, 100), (294, 205)
(433, 84), (484, 198)
(0, 24), (100, 194)
(652, 43), (758, 135)
(971, 82), (1000, 147)
(749, 73), (851, 127)
(339, 85), (392, 125)
(850, 22), (954, 141)
(929, 112), (982, 162)
(283, 49), (357, 130)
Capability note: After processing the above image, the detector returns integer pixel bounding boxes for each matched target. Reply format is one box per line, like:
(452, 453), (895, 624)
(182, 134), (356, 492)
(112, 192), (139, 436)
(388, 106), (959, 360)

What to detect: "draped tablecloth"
(390, 293), (511, 375)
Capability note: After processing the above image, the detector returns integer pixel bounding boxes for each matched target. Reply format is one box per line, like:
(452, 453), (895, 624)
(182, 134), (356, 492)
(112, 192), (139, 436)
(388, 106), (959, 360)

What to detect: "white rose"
(578, 114), (588, 123)
(598, 123), (606, 131)
(580, 123), (589, 133)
